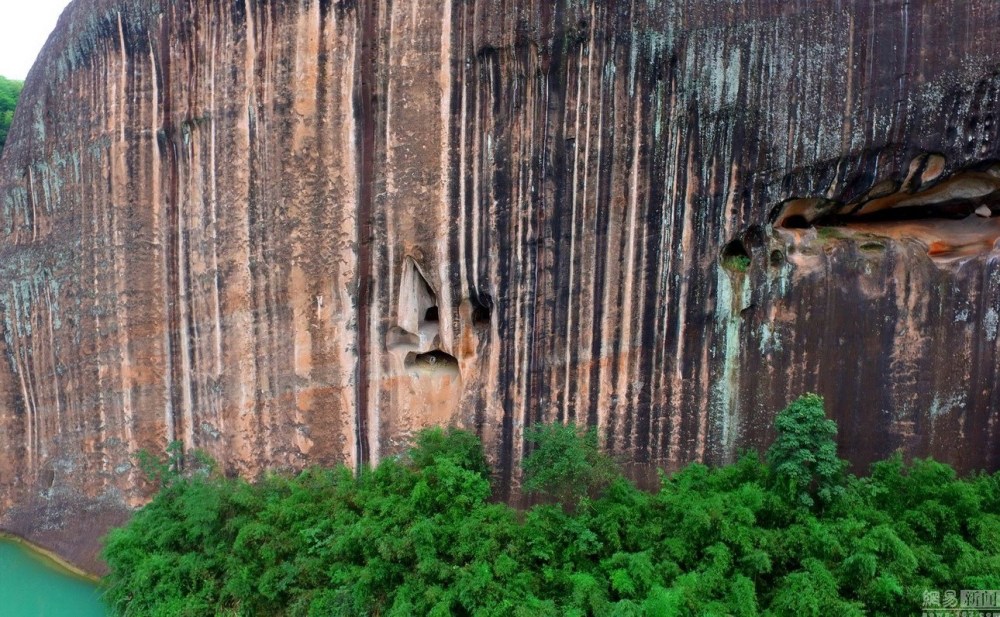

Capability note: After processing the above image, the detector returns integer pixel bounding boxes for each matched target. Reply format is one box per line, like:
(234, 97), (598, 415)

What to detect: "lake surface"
(0, 538), (106, 616)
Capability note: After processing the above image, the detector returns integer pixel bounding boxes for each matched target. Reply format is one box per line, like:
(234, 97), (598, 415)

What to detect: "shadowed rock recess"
(1, 0), (1000, 571)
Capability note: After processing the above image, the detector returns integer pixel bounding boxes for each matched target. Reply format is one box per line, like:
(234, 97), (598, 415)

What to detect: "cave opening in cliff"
(406, 349), (460, 377)
(772, 159), (1000, 259)
(720, 239), (751, 271)
(471, 294), (493, 326)
(424, 306), (439, 322)
(780, 215), (811, 229)
(780, 203), (1000, 259)
(782, 203), (995, 229)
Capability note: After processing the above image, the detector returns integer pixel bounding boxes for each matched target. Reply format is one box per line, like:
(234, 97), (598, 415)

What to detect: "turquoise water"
(0, 539), (106, 616)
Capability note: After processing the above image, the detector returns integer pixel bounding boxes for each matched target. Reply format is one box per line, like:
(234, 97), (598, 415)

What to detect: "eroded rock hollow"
(1, 0), (999, 571)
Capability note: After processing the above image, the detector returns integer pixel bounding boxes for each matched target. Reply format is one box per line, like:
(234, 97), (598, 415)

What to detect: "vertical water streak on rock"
(150, 10), (183, 442)
(455, 0), (470, 312)
(355, 0), (378, 467)
(438, 0), (453, 316)
(331, 4), (362, 469)
(616, 35), (644, 454)
(208, 4), (222, 397)
(711, 266), (747, 464)
(111, 9), (134, 457)
(560, 39), (581, 426)
(585, 19), (608, 432)
(571, 6), (597, 430)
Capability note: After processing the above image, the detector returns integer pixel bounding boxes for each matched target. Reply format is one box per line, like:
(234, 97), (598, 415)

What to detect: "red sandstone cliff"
(1, 0), (999, 572)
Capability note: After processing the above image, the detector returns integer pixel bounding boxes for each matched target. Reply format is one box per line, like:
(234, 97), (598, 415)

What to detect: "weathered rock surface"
(1, 0), (1000, 572)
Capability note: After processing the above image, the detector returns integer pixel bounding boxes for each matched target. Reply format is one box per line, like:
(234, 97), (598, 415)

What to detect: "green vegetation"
(102, 395), (1000, 616)
(766, 393), (845, 509)
(0, 76), (24, 154)
(722, 254), (751, 272)
(521, 423), (618, 510)
(816, 226), (846, 241)
(860, 241), (887, 252)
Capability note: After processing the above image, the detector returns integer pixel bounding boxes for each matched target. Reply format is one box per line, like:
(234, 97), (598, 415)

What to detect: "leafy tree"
(0, 75), (23, 153)
(522, 422), (618, 510)
(766, 393), (846, 509)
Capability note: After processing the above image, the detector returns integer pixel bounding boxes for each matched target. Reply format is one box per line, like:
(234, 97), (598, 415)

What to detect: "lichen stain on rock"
(1, 0), (1000, 572)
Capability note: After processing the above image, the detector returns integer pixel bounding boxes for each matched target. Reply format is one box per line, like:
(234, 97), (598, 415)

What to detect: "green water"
(0, 539), (106, 616)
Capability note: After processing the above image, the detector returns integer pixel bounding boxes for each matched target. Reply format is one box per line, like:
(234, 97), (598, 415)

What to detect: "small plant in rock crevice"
(722, 254), (752, 272)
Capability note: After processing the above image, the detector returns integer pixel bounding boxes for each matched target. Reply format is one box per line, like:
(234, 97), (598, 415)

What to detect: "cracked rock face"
(1, 0), (1000, 571)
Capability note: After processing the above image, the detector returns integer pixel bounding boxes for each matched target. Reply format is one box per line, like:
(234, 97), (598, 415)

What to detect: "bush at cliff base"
(101, 394), (1000, 617)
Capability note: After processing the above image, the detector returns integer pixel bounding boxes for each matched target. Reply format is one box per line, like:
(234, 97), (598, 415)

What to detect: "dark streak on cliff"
(354, 0), (377, 467)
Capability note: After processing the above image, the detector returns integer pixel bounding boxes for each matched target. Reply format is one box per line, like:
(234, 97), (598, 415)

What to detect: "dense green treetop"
(102, 395), (1000, 616)
(0, 75), (24, 154)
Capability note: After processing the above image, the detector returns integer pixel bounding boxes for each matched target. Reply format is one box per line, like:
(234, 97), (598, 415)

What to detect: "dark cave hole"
(424, 306), (439, 322)
(414, 350), (455, 364)
(840, 202), (979, 223)
(721, 239), (749, 260)
(406, 349), (460, 374)
(720, 239), (751, 271)
(778, 203), (983, 232)
(471, 294), (493, 326)
(769, 158), (1000, 260)
(781, 214), (811, 229)
(472, 305), (491, 324)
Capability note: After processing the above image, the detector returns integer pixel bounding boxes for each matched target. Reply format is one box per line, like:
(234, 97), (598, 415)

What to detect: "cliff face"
(1, 0), (1000, 571)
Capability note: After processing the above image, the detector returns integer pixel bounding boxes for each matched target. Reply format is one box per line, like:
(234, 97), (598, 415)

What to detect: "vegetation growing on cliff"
(0, 76), (23, 153)
(102, 395), (1000, 616)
